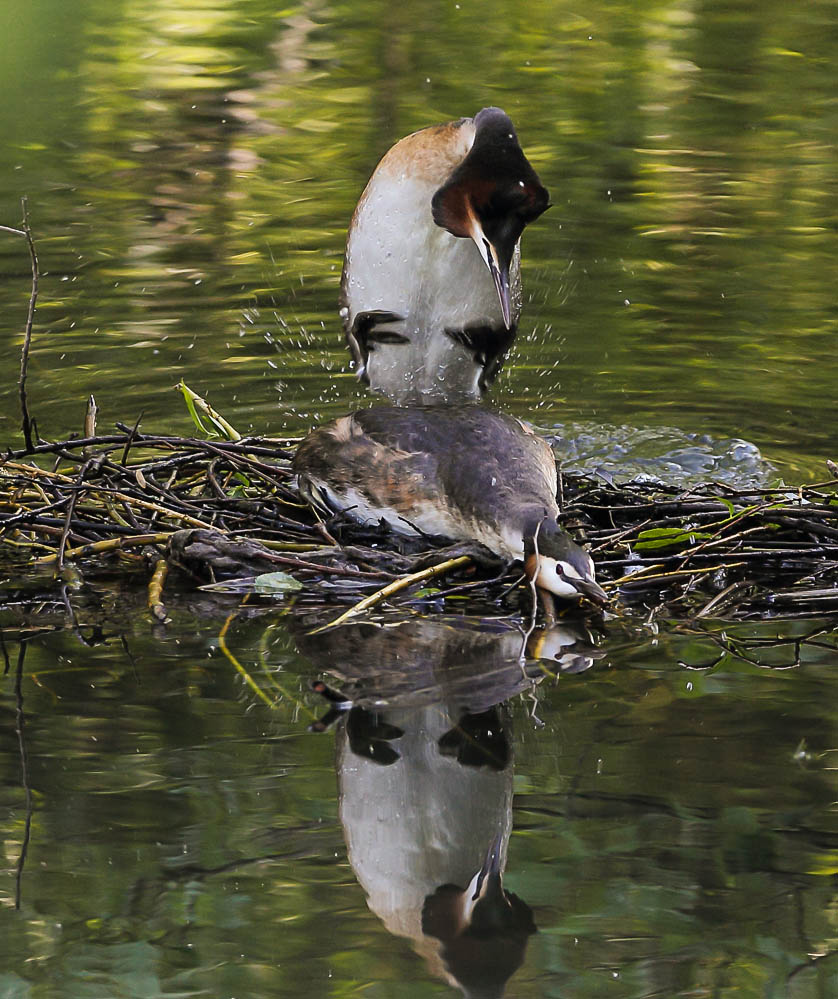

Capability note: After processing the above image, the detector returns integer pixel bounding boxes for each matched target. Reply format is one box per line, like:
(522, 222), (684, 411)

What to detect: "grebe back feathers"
(293, 406), (606, 605)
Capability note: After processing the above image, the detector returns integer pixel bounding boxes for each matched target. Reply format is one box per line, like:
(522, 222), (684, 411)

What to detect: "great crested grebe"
(340, 107), (550, 404)
(293, 406), (607, 606)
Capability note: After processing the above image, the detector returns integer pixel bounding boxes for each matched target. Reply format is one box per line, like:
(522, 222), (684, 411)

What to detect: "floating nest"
(2, 418), (838, 627)
(2, 216), (836, 630)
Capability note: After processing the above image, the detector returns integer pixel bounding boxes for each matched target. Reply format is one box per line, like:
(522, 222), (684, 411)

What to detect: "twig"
(236, 549), (394, 579)
(407, 564), (511, 602)
(0, 495), (72, 529)
(3, 432), (292, 463)
(148, 559), (169, 622)
(120, 412), (144, 465)
(218, 607), (276, 708)
(14, 641), (33, 910)
(602, 563), (666, 588)
(88, 489), (217, 529)
(15, 198), (39, 451)
(83, 395), (98, 442)
(309, 555), (472, 633)
(0, 628), (10, 674)
(693, 580), (748, 619)
(591, 516), (654, 553)
(767, 587), (838, 604)
(607, 562), (747, 589)
(58, 458), (98, 570)
(36, 532), (171, 564)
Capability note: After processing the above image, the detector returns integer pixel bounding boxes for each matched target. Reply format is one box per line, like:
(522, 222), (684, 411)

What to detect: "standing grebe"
(293, 406), (607, 605)
(341, 107), (550, 404)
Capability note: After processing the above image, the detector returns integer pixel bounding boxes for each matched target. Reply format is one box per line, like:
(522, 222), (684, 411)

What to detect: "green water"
(2, 593), (838, 997)
(1, 1), (838, 996)
(1, 0), (837, 475)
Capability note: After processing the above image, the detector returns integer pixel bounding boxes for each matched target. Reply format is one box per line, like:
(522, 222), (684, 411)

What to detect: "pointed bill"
(470, 218), (514, 330)
(570, 575), (610, 607)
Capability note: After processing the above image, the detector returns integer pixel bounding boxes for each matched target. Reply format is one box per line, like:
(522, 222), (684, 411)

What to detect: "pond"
(1, 1), (838, 996)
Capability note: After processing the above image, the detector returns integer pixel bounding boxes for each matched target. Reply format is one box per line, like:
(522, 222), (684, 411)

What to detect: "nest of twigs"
(3, 212), (837, 628)
(2, 419), (838, 627)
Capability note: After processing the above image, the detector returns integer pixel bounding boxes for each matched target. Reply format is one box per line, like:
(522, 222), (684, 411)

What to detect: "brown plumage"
(340, 108), (550, 404)
(293, 406), (607, 604)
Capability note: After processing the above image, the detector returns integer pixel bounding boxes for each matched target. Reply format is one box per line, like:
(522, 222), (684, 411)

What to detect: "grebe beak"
(470, 218), (513, 330)
(553, 558), (610, 607)
(570, 575), (610, 607)
(461, 830), (506, 923)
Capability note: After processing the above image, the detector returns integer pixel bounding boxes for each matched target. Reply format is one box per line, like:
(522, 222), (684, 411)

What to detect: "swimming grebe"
(341, 107), (550, 405)
(293, 406), (607, 605)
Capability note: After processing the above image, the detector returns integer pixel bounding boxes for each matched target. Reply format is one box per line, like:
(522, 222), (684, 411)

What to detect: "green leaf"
(253, 571), (304, 595)
(178, 379), (214, 437)
(176, 379), (241, 441)
(717, 497), (736, 517)
(635, 527), (712, 551)
(199, 572), (304, 596)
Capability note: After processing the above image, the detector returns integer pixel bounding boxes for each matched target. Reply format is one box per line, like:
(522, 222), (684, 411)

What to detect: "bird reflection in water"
(294, 615), (601, 997)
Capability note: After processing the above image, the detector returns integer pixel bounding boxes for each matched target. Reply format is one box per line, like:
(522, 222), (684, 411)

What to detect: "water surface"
(2, 593), (838, 996)
(1, 0), (836, 477)
(2, 2), (838, 996)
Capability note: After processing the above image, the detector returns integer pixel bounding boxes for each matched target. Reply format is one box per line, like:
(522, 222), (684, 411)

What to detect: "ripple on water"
(546, 422), (775, 489)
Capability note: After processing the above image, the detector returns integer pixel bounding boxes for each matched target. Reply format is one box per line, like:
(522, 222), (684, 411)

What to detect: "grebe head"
(523, 517), (609, 606)
(431, 107), (550, 329)
(422, 830), (536, 997)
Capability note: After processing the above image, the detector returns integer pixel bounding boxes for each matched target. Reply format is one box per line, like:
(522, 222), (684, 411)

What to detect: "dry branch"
(0, 423), (836, 625)
(2, 198), (39, 451)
